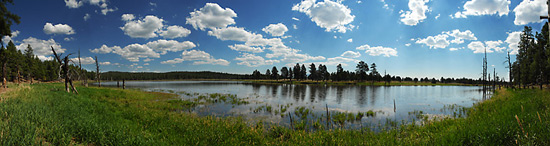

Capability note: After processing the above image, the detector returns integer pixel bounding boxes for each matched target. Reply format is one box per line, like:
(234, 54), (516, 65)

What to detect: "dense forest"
(511, 23), (550, 89)
(251, 62), (493, 85)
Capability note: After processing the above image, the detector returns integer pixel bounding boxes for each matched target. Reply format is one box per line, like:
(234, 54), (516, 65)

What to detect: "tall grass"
(1, 83), (549, 145)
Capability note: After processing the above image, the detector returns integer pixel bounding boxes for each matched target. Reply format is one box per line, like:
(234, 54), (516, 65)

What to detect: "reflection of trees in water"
(252, 84), (261, 94)
(336, 86), (345, 104)
(281, 84), (289, 98)
(292, 85), (307, 102)
(272, 85), (279, 98)
(318, 86), (327, 101)
(356, 86), (366, 107)
(309, 86), (317, 102)
(370, 86), (379, 106)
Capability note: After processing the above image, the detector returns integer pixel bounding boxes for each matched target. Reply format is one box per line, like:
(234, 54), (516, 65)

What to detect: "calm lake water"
(101, 81), (485, 129)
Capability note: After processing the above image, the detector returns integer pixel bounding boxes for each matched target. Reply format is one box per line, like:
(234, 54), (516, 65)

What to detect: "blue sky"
(3, 0), (549, 80)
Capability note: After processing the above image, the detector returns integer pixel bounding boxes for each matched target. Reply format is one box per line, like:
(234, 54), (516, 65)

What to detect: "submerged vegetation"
(1, 83), (549, 145)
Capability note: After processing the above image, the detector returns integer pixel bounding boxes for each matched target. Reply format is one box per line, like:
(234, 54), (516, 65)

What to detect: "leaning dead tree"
(95, 56), (100, 87)
(52, 46), (78, 94)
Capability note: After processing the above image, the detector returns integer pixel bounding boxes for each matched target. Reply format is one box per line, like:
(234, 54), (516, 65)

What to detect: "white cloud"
(120, 15), (164, 38)
(228, 44), (263, 53)
(207, 26), (258, 42)
(454, 0), (510, 18)
(121, 14), (135, 21)
(70, 56), (95, 65)
(415, 29), (477, 49)
(160, 25), (191, 39)
(65, 0), (83, 8)
(347, 38), (353, 42)
(145, 39), (196, 54)
(505, 31), (521, 54)
(234, 53), (280, 67)
(341, 51), (361, 58)
(43, 23), (75, 35)
(449, 47), (463, 51)
(2, 30), (19, 45)
(280, 53), (325, 64)
(445, 29), (477, 44)
(435, 14), (440, 19)
(292, 17), (300, 21)
(405, 43), (411, 46)
(64, 37), (74, 41)
(161, 50), (229, 66)
(90, 44), (121, 54)
(91, 40), (196, 61)
(63, 0), (116, 15)
(83, 13), (91, 21)
(467, 40), (505, 53)
(262, 23), (288, 37)
(513, 0), (547, 25)
(293, 24), (298, 29)
(16, 37), (66, 60)
(292, 0), (355, 33)
(100, 62), (111, 65)
(186, 3), (237, 31)
(400, 0), (430, 26)
(356, 44), (398, 57)
(415, 34), (449, 49)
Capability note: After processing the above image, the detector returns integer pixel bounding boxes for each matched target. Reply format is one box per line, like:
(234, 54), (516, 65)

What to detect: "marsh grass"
(1, 84), (549, 145)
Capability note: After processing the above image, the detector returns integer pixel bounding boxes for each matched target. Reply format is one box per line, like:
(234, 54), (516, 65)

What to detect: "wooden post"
(393, 99), (396, 112)
(289, 112), (294, 130)
(123, 79), (125, 89)
(117, 81), (120, 88)
(325, 104), (330, 130)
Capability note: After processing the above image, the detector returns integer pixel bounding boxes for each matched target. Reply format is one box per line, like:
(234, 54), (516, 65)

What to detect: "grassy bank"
(245, 79), (477, 86)
(1, 83), (548, 145)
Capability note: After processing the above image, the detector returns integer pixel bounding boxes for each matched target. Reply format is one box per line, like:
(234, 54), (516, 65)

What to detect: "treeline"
(100, 71), (250, 80)
(252, 61), (486, 85)
(511, 24), (550, 89)
(0, 41), (92, 83)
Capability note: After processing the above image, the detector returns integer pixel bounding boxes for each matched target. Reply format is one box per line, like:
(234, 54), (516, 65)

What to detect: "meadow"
(0, 83), (548, 145)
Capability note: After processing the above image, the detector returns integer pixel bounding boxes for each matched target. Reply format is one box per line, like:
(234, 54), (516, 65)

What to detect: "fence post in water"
(117, 81), (120, 88)
(326, 104), (330, 130)
(123, 79), (126, 89)
(393, 99), (396, 112)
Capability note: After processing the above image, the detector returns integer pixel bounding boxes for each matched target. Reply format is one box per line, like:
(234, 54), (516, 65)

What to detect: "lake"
(101, 80), (486, 130)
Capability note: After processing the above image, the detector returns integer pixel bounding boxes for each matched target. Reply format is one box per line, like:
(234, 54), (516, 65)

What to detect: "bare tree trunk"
(95, 56), (100, 87)
(2, 62), (6, 88)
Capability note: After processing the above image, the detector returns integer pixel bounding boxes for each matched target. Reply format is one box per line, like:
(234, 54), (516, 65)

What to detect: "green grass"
(1, 83), (549, 145)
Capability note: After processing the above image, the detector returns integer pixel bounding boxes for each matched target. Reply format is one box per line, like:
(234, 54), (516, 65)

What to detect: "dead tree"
(1, 62), (5, 88)
(52, 46), (78, 94)
(78, 50), (88, 87)
(95, 56), (100, 87)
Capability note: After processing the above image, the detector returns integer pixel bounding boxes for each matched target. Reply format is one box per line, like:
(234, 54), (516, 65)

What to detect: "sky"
(3, 0), (549, 80)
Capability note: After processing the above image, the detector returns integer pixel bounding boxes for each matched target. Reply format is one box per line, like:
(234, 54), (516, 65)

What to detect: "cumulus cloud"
(2, 30), (19, 45)
(234, 53), (279, 67)
(64, 0), (116, 15)
(43, 23), (75, 35)
(292, 0), (355, 33)
(161, 50), (229, 66)
(160, 25), (191, 38)
(120, 15), (164, 38)
(90, 40), (195, 62)
(16, 37), (66, 60)
(415, 29), (477, 49)
(228, 44), (263, 53)
(341, 51), (360, 58)
(356, 44), (398, 57)
(347, 38), (353, 42)
(453, 0), (510, 18)
(513, 0), (547, 25)
(186, 3), (237, 31)
(207, 26), (260, 42)
(400, 0), (430, 26)
(415, 34), (449, 49)
(262, 23), (288, 37)
(70, 56), (95, 65)
(121, 14), (135, 21)
(100, 62), (111, 65)
(467, 40), (506, 53)
(505, 31), (521, 54)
